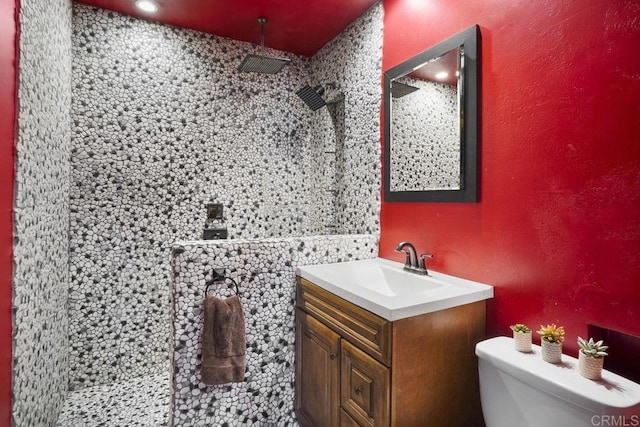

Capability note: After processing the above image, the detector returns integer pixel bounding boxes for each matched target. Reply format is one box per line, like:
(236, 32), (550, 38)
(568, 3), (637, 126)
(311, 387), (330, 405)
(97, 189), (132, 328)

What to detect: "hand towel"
(201, 295), (246, 385)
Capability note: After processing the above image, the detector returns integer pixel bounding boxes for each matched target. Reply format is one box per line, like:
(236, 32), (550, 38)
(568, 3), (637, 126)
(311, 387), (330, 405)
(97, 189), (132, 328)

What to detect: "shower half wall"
(70, 3), (382, 389)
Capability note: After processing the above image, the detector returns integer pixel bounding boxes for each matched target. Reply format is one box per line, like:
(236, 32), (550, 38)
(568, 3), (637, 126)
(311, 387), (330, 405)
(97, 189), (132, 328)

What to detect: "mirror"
(384, 25), (479, 202)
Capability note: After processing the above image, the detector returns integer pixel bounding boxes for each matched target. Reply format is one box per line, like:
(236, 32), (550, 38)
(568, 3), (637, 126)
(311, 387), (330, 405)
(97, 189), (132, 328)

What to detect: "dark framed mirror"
(384, 25), (480, 202)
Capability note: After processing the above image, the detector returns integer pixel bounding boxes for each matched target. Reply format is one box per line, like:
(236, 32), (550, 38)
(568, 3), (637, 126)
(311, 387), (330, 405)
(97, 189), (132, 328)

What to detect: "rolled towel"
(201, 295), (246, 385)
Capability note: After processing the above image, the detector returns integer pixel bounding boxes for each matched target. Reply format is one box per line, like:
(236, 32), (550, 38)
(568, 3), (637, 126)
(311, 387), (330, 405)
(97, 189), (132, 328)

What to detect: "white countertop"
(296, 257), (493, 321)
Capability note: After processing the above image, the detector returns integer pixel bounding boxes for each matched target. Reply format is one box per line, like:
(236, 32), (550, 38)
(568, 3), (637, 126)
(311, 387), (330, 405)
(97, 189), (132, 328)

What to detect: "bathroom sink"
(296, 257), (493, 321)
(325, 261), (446, 297)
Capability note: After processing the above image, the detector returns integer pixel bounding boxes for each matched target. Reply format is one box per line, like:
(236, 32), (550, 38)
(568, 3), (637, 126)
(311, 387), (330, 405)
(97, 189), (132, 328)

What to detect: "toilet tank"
(476, 336), (640, 427)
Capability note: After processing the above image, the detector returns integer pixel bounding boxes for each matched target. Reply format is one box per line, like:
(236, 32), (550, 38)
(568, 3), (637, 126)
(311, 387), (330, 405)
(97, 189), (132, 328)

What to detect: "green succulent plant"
(578, 337), (609, 358)
(510, 323), (531, 333)
(537, 324), (565, 343)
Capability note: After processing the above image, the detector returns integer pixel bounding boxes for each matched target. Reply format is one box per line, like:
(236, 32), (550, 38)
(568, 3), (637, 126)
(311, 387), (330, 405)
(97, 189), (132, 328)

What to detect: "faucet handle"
(418, 253), (434, 271)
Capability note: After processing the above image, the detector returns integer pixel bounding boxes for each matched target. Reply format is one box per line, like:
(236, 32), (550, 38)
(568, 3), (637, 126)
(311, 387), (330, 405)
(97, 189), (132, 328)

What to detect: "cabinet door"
(341, 339), (390, 426)
(340, 409), (361, 427)
(295, 309), (341, 427)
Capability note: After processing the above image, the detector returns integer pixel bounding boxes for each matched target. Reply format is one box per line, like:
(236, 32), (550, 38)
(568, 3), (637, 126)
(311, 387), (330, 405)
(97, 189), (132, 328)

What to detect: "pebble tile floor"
(56, 372), (170, 426)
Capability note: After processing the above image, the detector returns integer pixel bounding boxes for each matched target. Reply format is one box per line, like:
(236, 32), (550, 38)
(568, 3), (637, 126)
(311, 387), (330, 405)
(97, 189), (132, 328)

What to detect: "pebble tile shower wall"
(13, 0), (72, 425)
(68, 2), (381, 391)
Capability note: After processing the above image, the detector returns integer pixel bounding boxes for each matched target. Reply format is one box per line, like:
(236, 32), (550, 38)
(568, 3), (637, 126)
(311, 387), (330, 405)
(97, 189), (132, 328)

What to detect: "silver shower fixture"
(238, 17), (291, 74)
(391, 81), (419, 98)
(296, 85), (327, 111)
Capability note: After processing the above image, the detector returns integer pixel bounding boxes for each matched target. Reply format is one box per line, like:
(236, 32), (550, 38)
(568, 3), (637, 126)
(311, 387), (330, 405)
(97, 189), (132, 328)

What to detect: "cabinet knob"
(329, 352), (337, 360)
(354, 386), (363, 395)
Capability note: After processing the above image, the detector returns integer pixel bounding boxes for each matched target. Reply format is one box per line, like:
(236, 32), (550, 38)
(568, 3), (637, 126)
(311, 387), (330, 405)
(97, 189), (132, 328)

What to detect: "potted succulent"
(577, 337), (608, 380)
(510, 323), (532, 352)
(537, 324), (565, 363)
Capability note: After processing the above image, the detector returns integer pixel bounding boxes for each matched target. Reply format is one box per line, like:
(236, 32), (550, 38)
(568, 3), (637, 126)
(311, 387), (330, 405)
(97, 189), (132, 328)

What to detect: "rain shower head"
(391, 81), (419, 98)
(238, 17), (291, 74)
(296, 85), (327, 111)
(238, 54), (290, 74)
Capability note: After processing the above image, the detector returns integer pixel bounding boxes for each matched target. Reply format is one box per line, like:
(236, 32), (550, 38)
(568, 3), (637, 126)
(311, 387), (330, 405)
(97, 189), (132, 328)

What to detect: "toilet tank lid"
(476, 336), (640, 412)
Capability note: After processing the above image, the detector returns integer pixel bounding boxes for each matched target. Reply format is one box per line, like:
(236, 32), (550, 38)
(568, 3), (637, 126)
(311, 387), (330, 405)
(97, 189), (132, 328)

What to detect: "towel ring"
(205, 276), (240, 297)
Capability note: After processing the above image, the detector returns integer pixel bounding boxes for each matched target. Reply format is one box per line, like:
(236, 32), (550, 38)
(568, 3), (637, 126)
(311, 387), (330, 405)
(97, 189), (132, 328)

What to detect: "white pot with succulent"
(510, 323), (532, 352)
(537, 324), (565, 364)
(577, 337), (608, 380)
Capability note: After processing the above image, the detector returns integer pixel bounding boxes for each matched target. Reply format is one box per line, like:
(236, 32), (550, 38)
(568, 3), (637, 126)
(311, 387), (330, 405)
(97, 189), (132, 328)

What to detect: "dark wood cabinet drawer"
(296, 277), (391, 365)
(340, 339), (390, 426)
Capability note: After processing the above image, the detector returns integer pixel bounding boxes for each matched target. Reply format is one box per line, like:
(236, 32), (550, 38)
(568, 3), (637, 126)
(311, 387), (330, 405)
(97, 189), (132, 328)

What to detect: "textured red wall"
(380, 0), (640, 359)
(0, 0), (16, 424)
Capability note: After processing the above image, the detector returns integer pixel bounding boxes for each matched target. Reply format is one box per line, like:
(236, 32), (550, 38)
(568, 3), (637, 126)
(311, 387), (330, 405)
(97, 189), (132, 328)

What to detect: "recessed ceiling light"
(135, 0), (158, 13)
(435, 71), (449, 80)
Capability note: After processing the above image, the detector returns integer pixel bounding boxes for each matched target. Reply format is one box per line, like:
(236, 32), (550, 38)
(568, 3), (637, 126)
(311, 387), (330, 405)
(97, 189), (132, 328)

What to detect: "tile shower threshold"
(56, 372), (170, 427)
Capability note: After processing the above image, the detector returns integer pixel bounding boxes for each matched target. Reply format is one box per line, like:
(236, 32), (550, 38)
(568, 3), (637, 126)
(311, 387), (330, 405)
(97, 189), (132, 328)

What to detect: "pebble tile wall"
(70, 2), (383, 390)
(170, 234), (378, 426)
(310, 3), (383, 234)
(70, 4), (311, 389)
(13, 0), (73, 425)
(390, 76), (460, 191)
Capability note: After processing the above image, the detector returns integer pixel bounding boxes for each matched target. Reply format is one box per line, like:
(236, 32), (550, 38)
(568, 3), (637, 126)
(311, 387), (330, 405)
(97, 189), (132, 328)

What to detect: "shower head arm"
(258, 17), (267, 52)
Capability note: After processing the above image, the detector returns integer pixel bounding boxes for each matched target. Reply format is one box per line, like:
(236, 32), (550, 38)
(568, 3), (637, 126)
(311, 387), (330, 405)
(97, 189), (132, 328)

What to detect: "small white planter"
(578, 351), (604, 380)
(541, 340), (563, 363)
(513, 331), (532, 352)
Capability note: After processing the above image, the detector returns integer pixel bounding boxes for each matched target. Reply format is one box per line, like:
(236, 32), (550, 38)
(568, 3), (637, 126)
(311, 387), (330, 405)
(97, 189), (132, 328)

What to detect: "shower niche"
(203, 202), (228, 240)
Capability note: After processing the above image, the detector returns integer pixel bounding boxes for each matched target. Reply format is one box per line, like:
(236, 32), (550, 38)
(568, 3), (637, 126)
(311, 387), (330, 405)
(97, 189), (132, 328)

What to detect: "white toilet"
(476, 336), (640, 427)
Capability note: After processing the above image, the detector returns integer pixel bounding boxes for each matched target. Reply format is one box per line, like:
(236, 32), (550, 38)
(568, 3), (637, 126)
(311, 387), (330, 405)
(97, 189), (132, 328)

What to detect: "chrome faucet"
(395, 241), (433, 275)
(395, 241), (418, 270)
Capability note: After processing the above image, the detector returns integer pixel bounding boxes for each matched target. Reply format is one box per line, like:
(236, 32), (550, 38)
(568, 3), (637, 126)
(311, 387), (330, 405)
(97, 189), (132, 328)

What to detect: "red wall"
(380, 0), (640, 358)
(0, 0), (16, 424)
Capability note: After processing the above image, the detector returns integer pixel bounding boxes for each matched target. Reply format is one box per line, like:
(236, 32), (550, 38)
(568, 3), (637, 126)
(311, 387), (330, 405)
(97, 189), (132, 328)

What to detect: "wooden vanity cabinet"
(295, 277), (486, 427)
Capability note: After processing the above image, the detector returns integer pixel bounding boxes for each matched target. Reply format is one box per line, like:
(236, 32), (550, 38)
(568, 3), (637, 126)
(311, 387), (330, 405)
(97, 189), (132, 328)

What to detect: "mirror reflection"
(390, 48), (461, 191)
(384, 25), (479, 203)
